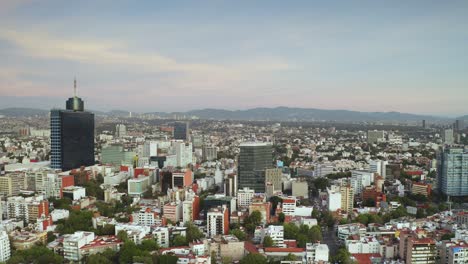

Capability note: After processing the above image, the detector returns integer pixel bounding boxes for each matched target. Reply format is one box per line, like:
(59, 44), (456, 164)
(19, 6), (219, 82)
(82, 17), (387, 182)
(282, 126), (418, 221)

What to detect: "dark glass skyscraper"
(173, 122), (189, 141)
(50, 80), (95, 171)
(438, 147), (468, 196)
(238, 142), (273, 192)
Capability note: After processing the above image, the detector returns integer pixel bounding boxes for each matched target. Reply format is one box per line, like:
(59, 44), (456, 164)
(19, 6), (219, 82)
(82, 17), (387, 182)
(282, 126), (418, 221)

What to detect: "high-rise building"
(340, 185), (354, 214)
(207, 205), (229, 238)
(442, 128), (455, 145)
(438, 147), (468, 196)
(224, 173), (237, 197)
(115, 124), (127, 138)
(422, 119), (426, 129)
(454, 120), (465, 132)
(202, 146), (217, 161)
(173, 122), (189, 141)
(238, 142), (272, 192)
(50, 79), (94, 171)
(367, 130), (385, 144)
(265, 168), (282, 192)
(0, 230), (10, 262)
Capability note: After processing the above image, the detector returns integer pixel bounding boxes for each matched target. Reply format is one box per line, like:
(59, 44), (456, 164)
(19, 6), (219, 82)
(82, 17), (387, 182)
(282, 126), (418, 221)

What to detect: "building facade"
(238, 142), (272, 192)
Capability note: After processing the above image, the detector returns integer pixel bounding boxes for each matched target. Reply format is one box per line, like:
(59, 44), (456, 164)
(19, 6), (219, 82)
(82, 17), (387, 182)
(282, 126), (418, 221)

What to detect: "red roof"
(264, 247), (304, 253)
(284, 240), (297, 248)
(405, 170), (423, 175)
(352, 253), (381, 264)
(244, 241), (259, 254)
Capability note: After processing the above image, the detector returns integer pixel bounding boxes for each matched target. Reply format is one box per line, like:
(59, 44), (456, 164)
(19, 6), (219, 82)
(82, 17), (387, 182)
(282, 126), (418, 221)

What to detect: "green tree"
(331, 248), (355, 264)
(239, 253), (268, 264)
(211, 250), (217, 264)
(117, 230), (129, 243)
(229, 229), (247, 241)
(96, 224), (115, 235)
(86, 254), (113, 264)
(156, 254), (179, 264)
(7, 246), (63, 264)
(283, 223), (299, 239)
(442, 233), (455, 240)
(55, 210), (93, 234)
(185, 222), (204, 242)
(172, 235), (188, 246)
(263, 236), (274, 247)
(284, 253), (297, 261)
(309, 225), (323, 243)
(139, 239), (159, 251)
(46, 231), (56, 243)
(278, 212), (285, 223)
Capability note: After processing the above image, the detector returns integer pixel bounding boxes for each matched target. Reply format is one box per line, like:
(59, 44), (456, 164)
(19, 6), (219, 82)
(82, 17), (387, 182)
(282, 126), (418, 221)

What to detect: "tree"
(7, 246), (63, 264)
(47, 231), (56, 243)
(239, 253), (268, 264)
(211, 250), (217, 264)
(139, 239), (159, 251)
(278, 212), (285, 223)
(284, 253), (297, 261)
(172, 235), (188, 246)
(185, 222), (204, 242)
(86, 254), (113, 264)
(309, 225), (323, 243)
(117, 230), (129, 243)
(297, 234), (308, 248)
(263, 236), (274, 247)
(229, 229), (247, 241)
(283, 223), (299, 239)
(55, 210), (93, 234)
(249, 211), (262, 226)
(156, 254), (178, 264)
(442, 233), (455, 240)
(331, 248), (356, 264)
(222, 256), (233, 264)
(96, 224), (115, 236)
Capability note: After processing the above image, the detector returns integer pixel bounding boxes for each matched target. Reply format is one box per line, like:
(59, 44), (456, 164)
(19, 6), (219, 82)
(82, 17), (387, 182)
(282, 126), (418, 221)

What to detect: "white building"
(132, 207), (160, 227)
(263, 225), (284, 247)
(207, 206), (228, 238)
(237, 187), (255, 208)
(115, 224), (151, 245)
(306, 243), (329, 263)
(346, 236), (381, 254)
(63, 231), (95, 261)
(202, 146), (217, 161)
(62, 186), (86, 200)
(104, 172), (130, 185)
(294, 206), (313, 217)
(128, 176), (150, 196)
(0, 230), (11, 262)
(369, 160), (387, 178)
(50, 209), (70, 222)
(327, 186), (342, 212)
(351, 170), (373, 194)
(142, 141), (158, 158)
(292, 181), (308, 199)
(153, 227), (169, 248)
(173, 141), (193, 168)
(281, 197), (296, 216)
(115, 124), (127, 138)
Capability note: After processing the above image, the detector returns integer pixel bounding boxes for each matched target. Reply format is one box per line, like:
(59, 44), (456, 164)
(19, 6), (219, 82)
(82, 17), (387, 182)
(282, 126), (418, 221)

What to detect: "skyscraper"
(173, 122), (189, 141)
(438, 147), (468, 196)
(442, 128), (454, 145)
(238, 142), (272, 192)
(50, 79), (95, 171)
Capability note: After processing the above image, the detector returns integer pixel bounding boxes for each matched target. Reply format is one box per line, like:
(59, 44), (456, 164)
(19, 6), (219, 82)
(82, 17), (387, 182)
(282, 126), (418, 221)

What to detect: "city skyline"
(1, 1), (467, 115)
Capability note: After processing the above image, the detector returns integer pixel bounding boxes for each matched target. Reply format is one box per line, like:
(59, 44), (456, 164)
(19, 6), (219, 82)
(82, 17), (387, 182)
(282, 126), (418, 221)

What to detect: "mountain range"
(1, 106), (463, 123)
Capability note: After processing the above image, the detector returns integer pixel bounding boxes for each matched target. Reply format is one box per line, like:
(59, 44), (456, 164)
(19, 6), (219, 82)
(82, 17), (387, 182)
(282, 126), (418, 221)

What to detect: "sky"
(0, 0), (467, 116)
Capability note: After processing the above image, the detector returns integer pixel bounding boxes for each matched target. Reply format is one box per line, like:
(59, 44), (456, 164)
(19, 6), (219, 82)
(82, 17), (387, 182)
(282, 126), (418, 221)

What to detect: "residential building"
(0, 231), (10, 262)
(50, 80), (95, 171)
(10, 230), (47, 250)
(62, 186), (86, 200)
(238, 142), (273, 192)
(281, 197), (296, 216)
(63, 231), (96, 261)
(351, 170), (373, 194)
(406, 238), (436, 264)
(115, 124), (127, 138)
(327, 186), (342, 212)
(207, 206), (229, 238)
(306, 243), (329, 263)
(163, 202), (182, 223)
(237, 187), (255, 208)
(340, 185), (354, 214)
(224, 174), (237, 197)
(153, 227), (170, 248)
(202, 146), (217, 161)
(442, 129), (454, 145)
(292, 180), (308, 199)
(0, 173), (27, 197)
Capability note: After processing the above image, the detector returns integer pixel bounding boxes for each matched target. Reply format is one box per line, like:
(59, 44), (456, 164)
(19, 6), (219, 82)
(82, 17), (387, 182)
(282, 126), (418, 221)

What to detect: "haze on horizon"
(0, 0), (467, 116)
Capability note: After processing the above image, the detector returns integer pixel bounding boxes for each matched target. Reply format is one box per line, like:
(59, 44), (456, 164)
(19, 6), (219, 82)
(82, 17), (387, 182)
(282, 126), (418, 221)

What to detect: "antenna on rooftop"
(74, 77), (77, 97)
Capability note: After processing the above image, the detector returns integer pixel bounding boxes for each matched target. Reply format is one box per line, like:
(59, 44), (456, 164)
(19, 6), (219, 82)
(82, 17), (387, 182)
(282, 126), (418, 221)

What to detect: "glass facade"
(438, 148), (468, 196)
(238, 143), (273, 192)
(173, 122), (189, 141)
(50, 109), (95, 171)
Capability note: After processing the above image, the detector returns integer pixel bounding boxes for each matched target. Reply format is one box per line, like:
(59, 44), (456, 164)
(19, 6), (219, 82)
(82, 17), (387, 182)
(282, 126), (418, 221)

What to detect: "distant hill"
(151, 107), (446, 122)
(0, 106), (451, 122)
(0, 108), (49, 117)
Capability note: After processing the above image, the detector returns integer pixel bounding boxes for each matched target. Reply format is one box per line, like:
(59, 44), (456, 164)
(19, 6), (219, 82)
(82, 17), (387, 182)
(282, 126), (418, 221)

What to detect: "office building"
(173, 122), (189, 141)
(369, 160), (387, 178)
(50, 80), (95, 171)
(422, 120), (426, 129)
(367, 130), (385, 144)
(454, 120), (465, 132)
(127, 176), (150, 196)
(438, 147), (468, 196)
(202, 146), (217, 161)
(207, 205), (229, 238)
(224, 174), (237, 197)
(442, 129), (455, 145)
(0, 230), (11, 262)
(351, 170), (373, 194)
(115, 124), (127, 138)
(101, 144), (136, 167)
(238, 142), (273, 192)
(265, 168), (282, 192)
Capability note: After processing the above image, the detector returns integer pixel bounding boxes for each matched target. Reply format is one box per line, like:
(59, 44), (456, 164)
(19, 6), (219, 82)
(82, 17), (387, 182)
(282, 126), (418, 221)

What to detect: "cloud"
(0, 29), (291, 84)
